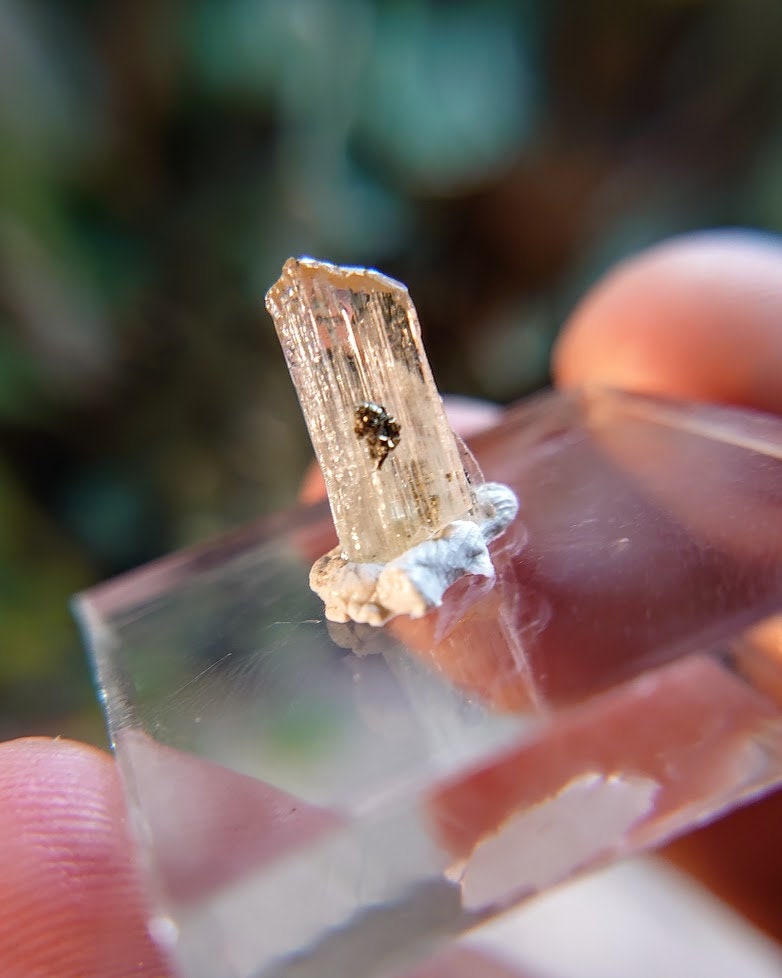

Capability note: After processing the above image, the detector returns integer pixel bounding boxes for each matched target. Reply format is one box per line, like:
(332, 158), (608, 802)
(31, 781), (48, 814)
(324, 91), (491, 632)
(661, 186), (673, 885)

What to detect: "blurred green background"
(2, 0), (782, 744)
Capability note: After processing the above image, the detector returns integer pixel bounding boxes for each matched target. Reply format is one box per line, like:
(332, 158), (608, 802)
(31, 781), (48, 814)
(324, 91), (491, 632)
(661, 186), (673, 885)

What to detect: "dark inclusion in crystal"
(355, 401), (401, 470)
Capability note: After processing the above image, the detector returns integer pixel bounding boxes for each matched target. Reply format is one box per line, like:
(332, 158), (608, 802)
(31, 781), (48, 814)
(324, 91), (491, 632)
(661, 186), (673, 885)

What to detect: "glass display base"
(74, 387), (782, 978)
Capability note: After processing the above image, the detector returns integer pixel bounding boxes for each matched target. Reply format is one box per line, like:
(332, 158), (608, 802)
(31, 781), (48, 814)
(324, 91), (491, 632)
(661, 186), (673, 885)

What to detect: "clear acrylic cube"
(74, 388), (782, 978)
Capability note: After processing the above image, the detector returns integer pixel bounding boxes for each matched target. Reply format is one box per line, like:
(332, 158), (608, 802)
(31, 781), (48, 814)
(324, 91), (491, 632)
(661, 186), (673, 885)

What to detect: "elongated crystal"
(266, 258), (476, 563)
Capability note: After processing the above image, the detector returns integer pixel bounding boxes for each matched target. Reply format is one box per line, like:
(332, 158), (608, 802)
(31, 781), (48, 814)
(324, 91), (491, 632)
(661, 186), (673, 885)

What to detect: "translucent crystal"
(265, 258), (476, 564)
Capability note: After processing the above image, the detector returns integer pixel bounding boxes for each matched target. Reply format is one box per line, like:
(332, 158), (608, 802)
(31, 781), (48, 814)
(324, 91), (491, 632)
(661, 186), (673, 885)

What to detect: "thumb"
(0, 737), (171, 978)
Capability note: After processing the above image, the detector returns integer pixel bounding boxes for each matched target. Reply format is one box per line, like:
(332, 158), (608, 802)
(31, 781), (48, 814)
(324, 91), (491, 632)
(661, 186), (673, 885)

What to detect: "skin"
(2, 230), (781, 977)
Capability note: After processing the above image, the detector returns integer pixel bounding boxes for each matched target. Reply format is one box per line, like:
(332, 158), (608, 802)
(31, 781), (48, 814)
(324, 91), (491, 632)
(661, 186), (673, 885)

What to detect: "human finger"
(0, 737), (170, 978)
(553, 229), (782, 414)
(0, 734), (342, 978)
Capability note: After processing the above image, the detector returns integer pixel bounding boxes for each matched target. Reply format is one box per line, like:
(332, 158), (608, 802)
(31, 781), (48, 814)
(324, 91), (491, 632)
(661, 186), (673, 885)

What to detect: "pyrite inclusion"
(266, 257), (517, 624)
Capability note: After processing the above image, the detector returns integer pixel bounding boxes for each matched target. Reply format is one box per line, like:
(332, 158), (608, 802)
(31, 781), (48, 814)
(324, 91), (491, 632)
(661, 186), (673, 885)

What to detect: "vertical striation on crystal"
(266, 258), (476, 564)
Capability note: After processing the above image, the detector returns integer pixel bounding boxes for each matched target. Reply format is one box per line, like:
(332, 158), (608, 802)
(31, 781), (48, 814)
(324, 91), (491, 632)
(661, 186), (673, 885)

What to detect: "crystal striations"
(266, 258), (477, 564)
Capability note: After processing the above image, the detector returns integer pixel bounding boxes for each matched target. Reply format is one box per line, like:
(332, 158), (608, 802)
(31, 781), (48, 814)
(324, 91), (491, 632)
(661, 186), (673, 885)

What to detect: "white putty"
(310, 482), (519, 625)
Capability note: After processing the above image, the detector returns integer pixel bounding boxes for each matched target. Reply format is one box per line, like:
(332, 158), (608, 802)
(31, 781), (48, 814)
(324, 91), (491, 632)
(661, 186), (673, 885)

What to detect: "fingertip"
(553, 230), (782, 415)
(0, 737), (169, 978)
(0, 734), (117, 797)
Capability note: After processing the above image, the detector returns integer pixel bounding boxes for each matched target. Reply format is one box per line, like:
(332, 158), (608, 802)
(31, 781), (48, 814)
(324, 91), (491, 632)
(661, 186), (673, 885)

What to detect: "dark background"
(2, 0), (782, 743)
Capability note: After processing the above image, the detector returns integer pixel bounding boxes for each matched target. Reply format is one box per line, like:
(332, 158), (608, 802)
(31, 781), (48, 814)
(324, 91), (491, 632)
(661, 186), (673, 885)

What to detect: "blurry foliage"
(2, 0), (782, 739)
